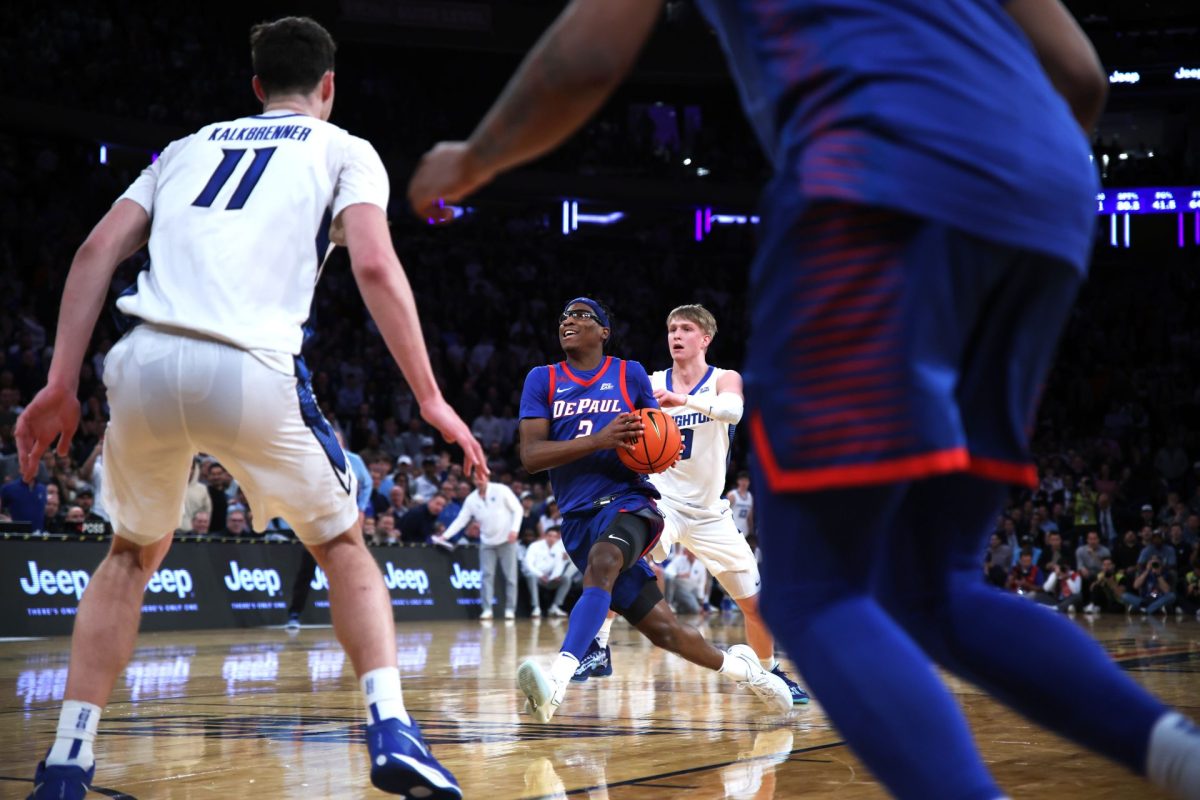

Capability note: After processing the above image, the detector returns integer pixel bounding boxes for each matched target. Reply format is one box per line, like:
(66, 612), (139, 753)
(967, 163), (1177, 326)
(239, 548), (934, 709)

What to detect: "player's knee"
(584, 544), (623, 585)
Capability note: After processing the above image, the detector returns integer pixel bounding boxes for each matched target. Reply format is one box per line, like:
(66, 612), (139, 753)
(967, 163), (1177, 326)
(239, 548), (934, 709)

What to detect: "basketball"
(617, 407), (682, 474)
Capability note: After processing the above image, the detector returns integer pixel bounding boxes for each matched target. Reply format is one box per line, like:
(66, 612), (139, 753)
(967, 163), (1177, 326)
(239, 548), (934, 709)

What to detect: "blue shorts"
(561, 491), (663, 612)
(745, 198), (1085, 493)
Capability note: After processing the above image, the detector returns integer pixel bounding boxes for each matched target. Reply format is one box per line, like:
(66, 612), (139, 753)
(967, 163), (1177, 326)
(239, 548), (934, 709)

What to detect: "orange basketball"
(617, 407), (682, 474)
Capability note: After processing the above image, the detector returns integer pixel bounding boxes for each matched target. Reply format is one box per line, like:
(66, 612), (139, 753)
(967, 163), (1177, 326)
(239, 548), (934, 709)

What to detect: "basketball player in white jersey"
(727, 471), (754, 538)
(15, 18), (479, 800)
(573, 304), (807, 703)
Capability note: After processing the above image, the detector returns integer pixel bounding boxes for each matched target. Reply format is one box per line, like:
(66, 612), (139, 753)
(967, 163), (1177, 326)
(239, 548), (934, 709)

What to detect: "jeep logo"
(449, 562), (481, 591)
(20, 560), (194, 600)
(223, 561), (282, 596)
(382, 563), (429, 594)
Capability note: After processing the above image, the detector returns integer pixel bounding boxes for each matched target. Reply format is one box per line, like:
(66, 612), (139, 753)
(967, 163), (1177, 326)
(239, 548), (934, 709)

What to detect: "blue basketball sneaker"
(27, 760), (94, 800)
(367, 716), (461, 799)
(570, 639), (612, 683)
(772, 665), (810, 705)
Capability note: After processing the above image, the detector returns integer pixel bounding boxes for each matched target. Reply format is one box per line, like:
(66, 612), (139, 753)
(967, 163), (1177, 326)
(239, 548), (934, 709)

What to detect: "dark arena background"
(1, 1), (1199, 798)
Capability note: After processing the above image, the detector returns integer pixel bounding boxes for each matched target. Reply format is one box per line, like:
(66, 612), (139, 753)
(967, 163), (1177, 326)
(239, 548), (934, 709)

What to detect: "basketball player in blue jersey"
(17, 18), (482, 800)
(409, 1), (1200, 796)
(515, 298), (791, 722)
(572, 304), (808, 706)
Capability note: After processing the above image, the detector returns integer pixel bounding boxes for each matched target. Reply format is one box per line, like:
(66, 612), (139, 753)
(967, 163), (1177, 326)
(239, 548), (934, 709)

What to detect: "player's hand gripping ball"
(617, 408), (682, 474)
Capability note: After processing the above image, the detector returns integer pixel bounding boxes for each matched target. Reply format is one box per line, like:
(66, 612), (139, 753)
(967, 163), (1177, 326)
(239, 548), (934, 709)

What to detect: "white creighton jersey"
(648, 366), (734, 508)
(729, 489), (753, 535)
(116, 110), (388, 359)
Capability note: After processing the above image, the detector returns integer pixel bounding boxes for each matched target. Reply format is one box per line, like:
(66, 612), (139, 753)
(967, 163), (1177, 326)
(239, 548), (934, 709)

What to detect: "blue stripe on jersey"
(246, 112), (306, 120)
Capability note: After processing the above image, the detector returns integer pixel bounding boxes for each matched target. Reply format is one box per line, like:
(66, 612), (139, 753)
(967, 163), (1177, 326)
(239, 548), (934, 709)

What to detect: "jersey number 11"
(192, 147), (278, 210)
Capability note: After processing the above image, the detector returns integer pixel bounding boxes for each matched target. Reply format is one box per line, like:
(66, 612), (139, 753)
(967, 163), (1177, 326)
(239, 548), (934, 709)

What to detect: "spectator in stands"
(397, 418), (427, 462)
(180, 459), (211, 532)
(1071, 477), (1098, 543)
(0, 475), (46, 529)
(1040, 562), (1083, 613)
(1120, 558), (1176, 616)
(1088, 557), (1125, 613)
(205, 462), (231, 532)
(397, 493), (447, 544)
(42, 491), (63, 532)
(522, 525), (575, 618)
(1075, 530), (1110, 581)
(537, 497), (562, 536)
(62, 505), (86, 533)
(984, 533), (1011, 586)
(412, 456), (440, 502)
(224, 510), (249, 536)
(189, 511), (210, 536)
(1037, 531), (1073, 574)
(471, 402), (505, 450)
(1184, 514), (1200, 548)
(1138, 529), (1177, 584)
(665, 548), (709, 615)
(376, 513), (398, 545)
(1007, 549), (1040, 596)
(1095, 492), (1120, 546)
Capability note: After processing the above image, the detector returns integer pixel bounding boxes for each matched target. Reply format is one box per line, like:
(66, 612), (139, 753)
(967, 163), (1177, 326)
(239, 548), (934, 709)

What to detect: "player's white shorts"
(101, 324), (358, 546)
(651, 496), (760, 599)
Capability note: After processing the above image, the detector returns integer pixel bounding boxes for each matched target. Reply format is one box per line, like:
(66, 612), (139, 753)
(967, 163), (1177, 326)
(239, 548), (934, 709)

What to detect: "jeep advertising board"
(2, 539), (481, 636)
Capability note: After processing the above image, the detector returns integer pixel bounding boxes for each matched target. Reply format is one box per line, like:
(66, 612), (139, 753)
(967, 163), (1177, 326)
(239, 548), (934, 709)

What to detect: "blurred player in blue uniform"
(408, 1), (1200, 796)
(514, 298), (791, 722)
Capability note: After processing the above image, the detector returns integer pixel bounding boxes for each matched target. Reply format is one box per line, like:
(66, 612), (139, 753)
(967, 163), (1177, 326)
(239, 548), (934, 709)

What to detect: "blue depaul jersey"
(694, 0), (1099, 272)
(519, 356), (660, 515)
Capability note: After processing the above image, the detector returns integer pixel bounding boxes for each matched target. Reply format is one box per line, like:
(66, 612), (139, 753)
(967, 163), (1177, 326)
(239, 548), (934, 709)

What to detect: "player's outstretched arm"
(16, 199), (149, 482)
(519, 415), (642, 474)
(339, 203), (488, 478)
(407, 0), (666, 218)
(653, 371), (745, 424)
(1004, 0), (1107, 131)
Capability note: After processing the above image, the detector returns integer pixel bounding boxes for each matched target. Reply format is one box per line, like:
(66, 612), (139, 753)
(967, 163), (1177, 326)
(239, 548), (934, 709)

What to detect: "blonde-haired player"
(573, 304), (807, 704)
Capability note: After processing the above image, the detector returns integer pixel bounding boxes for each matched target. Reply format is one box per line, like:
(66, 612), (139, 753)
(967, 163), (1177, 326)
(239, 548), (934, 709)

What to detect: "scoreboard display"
(1096, 187), (1200, 215)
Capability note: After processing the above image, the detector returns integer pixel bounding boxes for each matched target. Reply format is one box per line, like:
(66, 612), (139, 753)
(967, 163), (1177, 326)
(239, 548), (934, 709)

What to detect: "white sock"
(361, 667), (410, 726)
(550, 652), (580, 684)
(1146, 712), (1200, 796)
(759, 656), (778, 672)
(596, 617), (614, 649)
(46, 700), (101, 769)
(719, 651), (753, 681)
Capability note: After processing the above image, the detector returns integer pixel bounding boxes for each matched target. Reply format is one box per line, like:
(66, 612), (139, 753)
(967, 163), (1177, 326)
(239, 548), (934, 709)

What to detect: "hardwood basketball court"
(1, 614), (1196, 798)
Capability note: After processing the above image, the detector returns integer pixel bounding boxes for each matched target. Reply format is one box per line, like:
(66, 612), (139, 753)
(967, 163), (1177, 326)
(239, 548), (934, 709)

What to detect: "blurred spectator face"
(428, 495), (447, 516)
(457, 482), (472, 499)
(1086, 531), (1100, 548)
(1187, 515), (1200, 536)
(1123, 530), (1137, 546)
(209, 465), (231, 490)
(370, 463), (386, 489)
(1170, 524), (1183, 543)
(1097, 492), (1111, 509)
(389, 485), (407, 509)
(46, 483), (60, 502)
(76, 492), (93, 513)
(440, 480), (456, 496)
(363, 515), (376, 538)
(988, 533), (1001, 549)
(44, 494), (60, 519)
(544, 527), (561, 545)
(1141, 507), (1155, 525)
(65, 506), (85, 525)
(378, 513), (396, 540)
(192, 511), (210, 535)
(226, 511), (247, 535)
(1019, 552), (1033, 568)
(1003, 518), (1015, 536)
(1140, 526), (1154, 545)
(1047, 532), (1062, 550)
